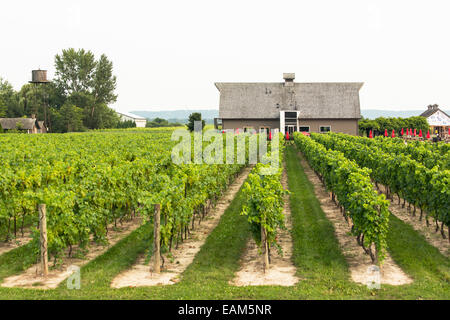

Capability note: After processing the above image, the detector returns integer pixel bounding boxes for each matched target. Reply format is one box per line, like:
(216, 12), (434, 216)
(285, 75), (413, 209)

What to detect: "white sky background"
(1, 0), (449, 111)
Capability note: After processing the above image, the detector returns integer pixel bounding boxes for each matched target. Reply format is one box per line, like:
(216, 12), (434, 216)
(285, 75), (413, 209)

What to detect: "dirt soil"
(111, 166), (252, 288)
(298, 153), (413, 286)
(0, 230), (33, 256)
(379, 185), (449, 257)
(1, 216), (143, 289)
(231, 165), (300, 287)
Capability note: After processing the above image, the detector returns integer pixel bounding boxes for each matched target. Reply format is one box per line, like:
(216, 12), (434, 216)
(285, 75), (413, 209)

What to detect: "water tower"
(30, 70), (50, 84)
(29, 69), (51, 130)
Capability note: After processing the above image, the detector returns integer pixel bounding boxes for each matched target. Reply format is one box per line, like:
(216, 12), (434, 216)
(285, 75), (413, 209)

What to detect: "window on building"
(285, 112), (297, 119)
(260, 126), (270, 134)
(299, 126), (310, 132)
(243, 126), (254, 133)
(320, 126), (331, 133)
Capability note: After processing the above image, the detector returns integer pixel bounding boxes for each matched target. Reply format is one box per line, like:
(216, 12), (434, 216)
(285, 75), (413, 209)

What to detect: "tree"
(54, 48), (118, 129)
(0, 77), (17, 117)
(59, 103), (85, 132)
(54, 48), (96, 95)
(116, 119), (136, 128)
(92, 54), (117, 105)
(17, 82), (64, 124)
(88, 103), (120, 129)
(406, 116), (429, 132)
(187, 112), (205, 132)
(0, 105), (6, 118)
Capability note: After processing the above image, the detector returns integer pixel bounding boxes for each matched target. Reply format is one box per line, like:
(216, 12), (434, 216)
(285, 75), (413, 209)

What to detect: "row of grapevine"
(240, 134), (287, 269)
(293, 132), (390, 264)
(310, 132), (449, 240)
(343, 135), (449, 170)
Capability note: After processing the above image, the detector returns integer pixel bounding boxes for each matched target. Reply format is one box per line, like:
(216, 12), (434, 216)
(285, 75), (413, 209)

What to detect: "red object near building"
(426, 130), (430, 139)
(401, 128), (404, 136)
(392, 129), (395, 138)
(369, 130), (373, 138)
(236, 128), (239, 134)
(414, 129), (416, 137)
(269, 131), (272, 141)
(286, 131), (290, 140)
(384, 129), (388, 137)
(419, 129), (422, 137)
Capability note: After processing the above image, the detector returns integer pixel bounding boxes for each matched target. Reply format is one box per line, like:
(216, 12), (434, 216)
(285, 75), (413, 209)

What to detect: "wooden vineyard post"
(38, 204), (48, 277)
(153, 204), (161, 274)
(261, 224), (269, 273)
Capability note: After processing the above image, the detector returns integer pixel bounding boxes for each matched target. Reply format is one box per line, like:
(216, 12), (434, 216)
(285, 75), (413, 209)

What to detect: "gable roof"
(420, 106), (450, 118)
(215, 82), (363, 119)
(0, 118), (37, 130)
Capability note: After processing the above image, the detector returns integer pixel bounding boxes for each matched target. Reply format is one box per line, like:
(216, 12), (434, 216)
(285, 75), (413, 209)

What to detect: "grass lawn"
(0, 146), (448, 299)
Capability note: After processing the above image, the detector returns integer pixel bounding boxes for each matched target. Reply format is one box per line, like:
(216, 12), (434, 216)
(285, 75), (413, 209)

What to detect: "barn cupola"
(283, 73), (295, 87)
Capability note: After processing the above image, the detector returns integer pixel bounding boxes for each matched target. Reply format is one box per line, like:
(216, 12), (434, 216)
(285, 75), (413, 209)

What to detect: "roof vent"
(428, 104), (439, 110)
(283, 73), (295, 87)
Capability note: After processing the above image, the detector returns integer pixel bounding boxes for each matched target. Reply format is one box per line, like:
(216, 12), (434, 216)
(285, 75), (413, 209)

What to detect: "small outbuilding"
(116, 111), (147, 128)
(0, 115), (47, 133)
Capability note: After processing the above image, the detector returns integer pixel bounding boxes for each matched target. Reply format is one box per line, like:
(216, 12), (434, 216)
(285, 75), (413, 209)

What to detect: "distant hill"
(130, 108), (450, 122)
(131, 110), (219, 124)
(362, 109), (421, 119)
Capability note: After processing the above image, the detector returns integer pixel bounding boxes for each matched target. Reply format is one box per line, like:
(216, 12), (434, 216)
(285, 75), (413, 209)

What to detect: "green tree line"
(145, 117), (183, 128)
(0, 48), (124, 133)
(359, 116), (429, 137)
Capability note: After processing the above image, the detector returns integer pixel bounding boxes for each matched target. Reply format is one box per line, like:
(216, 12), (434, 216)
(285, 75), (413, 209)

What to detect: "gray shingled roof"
(0, 118), (37, 130)
(215, 82), (363, 119)
(420, 106), (450, 118)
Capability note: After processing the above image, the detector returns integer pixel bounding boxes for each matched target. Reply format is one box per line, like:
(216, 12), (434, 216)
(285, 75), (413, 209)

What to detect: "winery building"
(420, 104), (450, 136)
(215, 73), (363, 135)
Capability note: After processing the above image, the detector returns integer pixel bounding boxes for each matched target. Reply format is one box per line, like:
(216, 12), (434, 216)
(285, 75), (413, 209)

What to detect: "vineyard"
(308, 132), (449, 240)
(0, 129), (250, 262)
(0, 128), (448, 299)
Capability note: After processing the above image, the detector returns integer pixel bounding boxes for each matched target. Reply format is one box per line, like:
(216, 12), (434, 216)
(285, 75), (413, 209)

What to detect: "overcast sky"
(1, 0), (449, 112)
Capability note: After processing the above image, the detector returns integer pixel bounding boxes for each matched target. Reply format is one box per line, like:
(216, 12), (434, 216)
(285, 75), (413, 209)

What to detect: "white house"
(116, 111), (147, 128)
